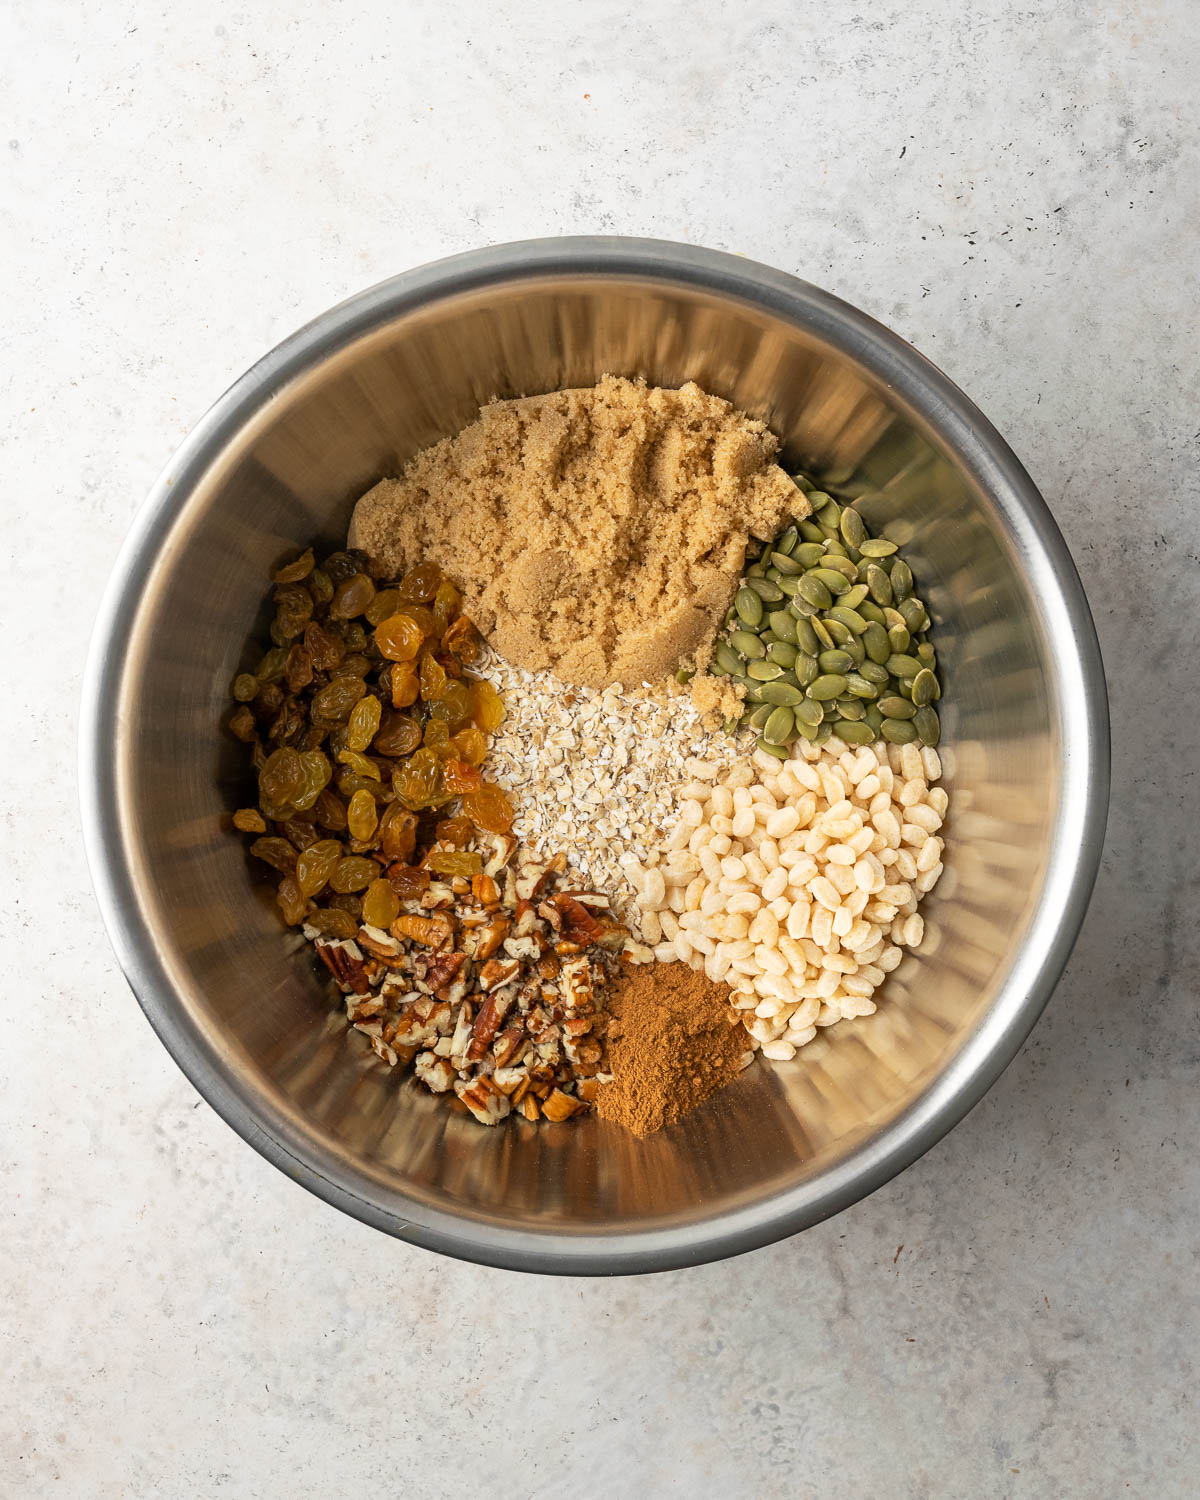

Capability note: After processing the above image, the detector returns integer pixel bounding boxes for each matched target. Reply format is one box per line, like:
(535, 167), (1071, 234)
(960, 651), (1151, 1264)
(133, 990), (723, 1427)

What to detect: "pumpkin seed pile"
(708, 477), (943, 760)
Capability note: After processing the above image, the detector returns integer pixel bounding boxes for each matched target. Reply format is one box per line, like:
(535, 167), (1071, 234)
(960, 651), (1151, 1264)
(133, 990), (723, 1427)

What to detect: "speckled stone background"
(4, 2), (1198, 1496)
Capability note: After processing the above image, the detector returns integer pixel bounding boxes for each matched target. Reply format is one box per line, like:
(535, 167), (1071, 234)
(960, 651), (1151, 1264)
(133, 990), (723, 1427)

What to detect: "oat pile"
(476, 647), (738, 923)
(348, 376), (803, 690)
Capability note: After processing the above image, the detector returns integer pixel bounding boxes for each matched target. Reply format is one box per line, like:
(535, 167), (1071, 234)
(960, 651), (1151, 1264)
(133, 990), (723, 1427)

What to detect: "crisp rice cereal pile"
(477, 646), (738, 923)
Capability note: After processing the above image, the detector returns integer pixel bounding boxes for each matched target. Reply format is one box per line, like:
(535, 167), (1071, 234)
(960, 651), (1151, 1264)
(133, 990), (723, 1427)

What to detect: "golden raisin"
(442, 759), (484, 795)
(427, 849), (483, 877)
(250, 837), (297, 872)
(345, 694), (382, 752)
(434, 815), (474, 847)
(392, 747), (444, 810)
(272, 547), (315, 584)
(361, 878), (401, 931)
(373, 712), (423, 758)
(303, 620), (344, 671)
(307, 907), (359, 940)
(430, 679), (472, 731)
(468, 679), (505, 732)
(390, 666), (420, 709)
(441, 614), (478, 662)
(330, 856), (379, 893)
(385, 864), (431, 898)
(450, 727), (487, 766)
(379, 805), (417, 862)
(462, 783), (514, 833)
(296, 839), (343, 898)
(396, 561), (441, 603)
(336, 749), (381, 781)
(292, 750), (332, 811)
(228, 706), (258, 743)
(423, 717), (451, 756)
(419, 653), (447, 702)
(273, 585), (314, 639)
(306, 568), (334, 607)
(313, 789), (348, 831)
(311, 675), (368, 722)
(276, 874), (307, 926)
(432, 579), (461, 635)
(259, 746), (305, 807)
(347, 789), (379, 841)
(374, 613), (425, 662)
(329, 572), (376, 620)
(232, 808), (267, 833)
(232, 673), (259, 701)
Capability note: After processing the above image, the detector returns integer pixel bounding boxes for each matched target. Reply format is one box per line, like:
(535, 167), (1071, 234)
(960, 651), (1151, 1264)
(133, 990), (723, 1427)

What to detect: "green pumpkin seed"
(866, 563), (894, 607)
(797, 575), (833, 610)
(714, 641), (742, 675)
(675, 667), (694, 685)
(881, 717), (918, 744)
(754, 736), (790, 760)
(766, 609), (798, 643)
(775, 525), (800, 557)
(792, 471), (816, 493)
(746, 561), (765, 579)
(859, 600), (887, 626)
(767, 640), (799, 668)
(822, 618), (853, 648)
(863, 622), (891, 664)
(811, 617), (835, 650)
(836, 697), (866, 721)
(762, 705), (795, 746)
(839, 507), (867, 550)
(917, 641), (937, 666)
(794, 542), (826, 569)
(864, 704), (885, 732)
(809, 567), (851, 596)
(793, 654), (819, 688)
(911, 668), (938, 706)
(913, 705), (941, 745)
(793, 715), (820, 741)
(735, 587), (764, 627)
(814, 721), (833, 744)
(745, 703), (774, 730)
(795, 697), (825, 727)
(747, 659), (784, 682)
(841, 584), (870, 611)
(890, 558), (913, 601)
(809, 491), (837, 514)
(809, 673), (848, 701)
(887, 623), (912, 654)
(834, 718), (876, 745)
(829, 605), (868, 635)
(887, 653), (923, 678)
(877, 696), (915, 719)
(818, 649), (855, 674)
(771, 550), (804, 576)
(746, 575), (785, 603)
(731, 630), (767, 659)
(859, 660), (890, 686)
(775, 574), (802, 597)
(899, 598), (928, 633)
(792, 616), (820, 655)
(799, 520), (826, 543)
(821, 553), (858, 580)
(760, 630), (779, 646)
(860, 538), (898, 558)
(722, 716), (739, 735)
(817, 521), (841, 542)
(844, 672), (878, 699)
(756, 680), (805, 707)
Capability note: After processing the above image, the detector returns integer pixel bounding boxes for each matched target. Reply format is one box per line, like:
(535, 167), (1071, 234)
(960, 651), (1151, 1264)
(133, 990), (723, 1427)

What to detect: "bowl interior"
(95, 253), (1100, 1270)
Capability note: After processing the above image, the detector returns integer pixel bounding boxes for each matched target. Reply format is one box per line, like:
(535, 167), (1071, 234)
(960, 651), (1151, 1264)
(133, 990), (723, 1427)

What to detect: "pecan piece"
(466, 992), (512, 1062)
(316, 939), (369, 994)
(424, 951), (465, 993)
(391, 912), (456, 949)
(541, 1087), (586, 1122)
(492, 1025), (527, 1068)
(466, 913), (510, 960)
(454, 1075), (511, 1125)
(478, 957), (521, 993)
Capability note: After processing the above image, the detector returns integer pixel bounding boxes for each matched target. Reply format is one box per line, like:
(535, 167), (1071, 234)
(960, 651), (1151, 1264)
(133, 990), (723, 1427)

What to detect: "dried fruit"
(273, 584), (314, 640)
(468, 679), (504, 732)
(312, 675), (368, 722)
(360, 878), (400, 931)
(296, 839), (342, 898)
(228, 706), (258, 743)
(292, 750), (332, 811)
(276, 874), (307, 925)
(330, 572), (376, 620)
(330, 856), (379, 893)
(379, 804), (418, 862)
(335, 749), (381, 781)
(232, 673), (259, 702)
(345, 694), (382, 752)
(232, 808), (267, 833)
(450, 727), (487, 765)
(374, 613), (425, 662)
(307, 907), (359, 940)
(428, 849), (483, 877)
(434, 815), (474, 848)
(462, 783), (514, 833)
(432, 578), (460, 635)
(396, 561), (441, 603)
(441, 614), (478, 661)
(347, 788), (379, 841)
(443, 759), (484, 795)
(313, 789), (348, 831)
(373, 712), (423, 758)
(273, 547), (315, 584)
(390, 666), (420, 708)
(430, 679), (472, 730)
(392, 747), (444, 810)
(419, 653), (447, 702)
(259, 747), (305, 808)
(385, 864), (431, 898)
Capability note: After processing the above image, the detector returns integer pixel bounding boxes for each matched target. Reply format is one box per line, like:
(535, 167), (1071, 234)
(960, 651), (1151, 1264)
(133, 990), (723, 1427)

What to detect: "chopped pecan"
(414, 1051), (456, 1093)
(316, 939), (370, 994)
(553, 894), (602, 945)
(478, 957), (521, 993)
(519, 1094), (540, 1121)
(391, 912), (456, 949)
(471, 871), (500, 908)
(541, 1087), (586, 1122)
(559, 956), (594, 1011)
(492, 1025), (527, 1068)
(466, 913), (510, 960)
(424, 951), (465, 992)
(454, 1075), (511, 1125)
(466, 992), (512, 1061)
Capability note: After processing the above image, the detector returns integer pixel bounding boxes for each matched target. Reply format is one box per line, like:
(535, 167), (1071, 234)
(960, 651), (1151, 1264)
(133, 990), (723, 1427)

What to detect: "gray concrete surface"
(3, 2), (1197, 1495)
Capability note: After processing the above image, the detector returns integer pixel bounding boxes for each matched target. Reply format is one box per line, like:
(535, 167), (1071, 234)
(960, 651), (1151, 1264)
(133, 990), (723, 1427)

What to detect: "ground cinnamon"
(596, 961), (747, 1137)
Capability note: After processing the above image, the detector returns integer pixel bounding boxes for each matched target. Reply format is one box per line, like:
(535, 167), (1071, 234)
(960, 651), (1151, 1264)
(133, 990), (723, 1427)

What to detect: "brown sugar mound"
(348, 376), (805, 689)
(596, 960), (747, 1137)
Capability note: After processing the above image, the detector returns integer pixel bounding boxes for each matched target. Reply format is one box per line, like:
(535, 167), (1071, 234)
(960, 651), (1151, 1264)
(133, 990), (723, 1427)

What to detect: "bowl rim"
(79, 236), (1110, 1275)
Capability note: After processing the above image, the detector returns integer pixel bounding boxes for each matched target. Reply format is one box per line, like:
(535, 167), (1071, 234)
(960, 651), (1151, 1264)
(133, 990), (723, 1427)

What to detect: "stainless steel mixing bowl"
(80, 238), (1109, 1274)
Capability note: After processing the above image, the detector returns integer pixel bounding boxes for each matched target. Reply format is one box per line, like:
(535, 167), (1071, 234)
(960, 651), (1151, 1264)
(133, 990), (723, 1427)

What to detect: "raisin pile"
(227, 546), (512, 940)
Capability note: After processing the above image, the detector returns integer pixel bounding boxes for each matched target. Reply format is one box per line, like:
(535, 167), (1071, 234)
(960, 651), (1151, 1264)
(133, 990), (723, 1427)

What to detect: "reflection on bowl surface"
(80, 239), (1108, 1273)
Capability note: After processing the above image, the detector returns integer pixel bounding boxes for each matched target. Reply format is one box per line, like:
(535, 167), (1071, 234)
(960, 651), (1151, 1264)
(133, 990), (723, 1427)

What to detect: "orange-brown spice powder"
(596, 961), (746, 1137)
